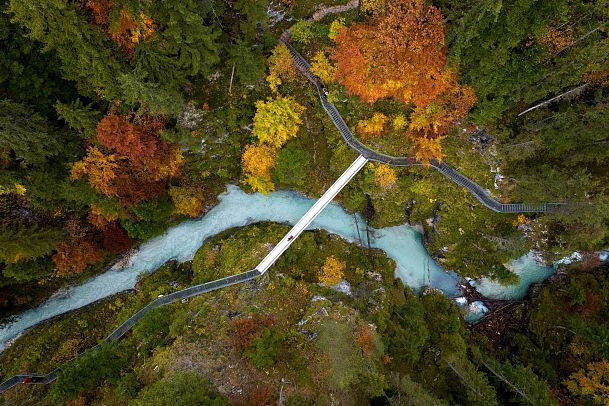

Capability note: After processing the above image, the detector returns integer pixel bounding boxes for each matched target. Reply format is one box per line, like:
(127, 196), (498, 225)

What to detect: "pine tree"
(0, 100), (62, 165)
(0, 224), (63, 264)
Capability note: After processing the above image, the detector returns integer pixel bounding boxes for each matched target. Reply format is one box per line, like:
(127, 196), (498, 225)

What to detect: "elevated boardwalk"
(282, 41), (563, 214)
(0, 156), (368, 392)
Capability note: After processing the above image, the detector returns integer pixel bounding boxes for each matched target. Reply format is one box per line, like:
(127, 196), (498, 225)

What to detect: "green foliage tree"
(131, 371), (228, 406)
(0, 223), (63, 264)
(131, 305), (173, 353)
(244, 327), (283, 369)
(386, 291), (429, 364)
(0, 100), (63, 165)
(54, 99), (102, 139)
(7, 0), (125, 100)
(0, 0), (75, 115)
(387, 374), (449, 406)
(480, 354), (556, 405)
(2, 256), (55, 282)
(133, 1), (221, 85)
(50, 342), (129, 403)
(272, 143), (310, 188)
(122, 197), (174, 240)
(444, 354), (499, 406)
(118, 72), (186, 116)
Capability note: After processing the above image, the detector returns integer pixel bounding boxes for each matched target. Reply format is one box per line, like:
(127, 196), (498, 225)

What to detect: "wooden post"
(228, 63), (235, 96)
(353, 212), (363, 246)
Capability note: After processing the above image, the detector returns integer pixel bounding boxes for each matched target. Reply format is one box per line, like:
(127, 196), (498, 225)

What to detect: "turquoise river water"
(0, 185), (556, 347)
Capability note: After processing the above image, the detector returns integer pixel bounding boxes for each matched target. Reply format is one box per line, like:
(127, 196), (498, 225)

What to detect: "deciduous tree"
(266, 44), (297, 93)
(252, 96), (305, 148)
(242, 144), (277, 195)
(311, 50), (336, 83)
(168, 185), (205, 218)
(52, 240), (103, 276)
(357, 112), (387, 138)
(319, 255), (345, 285)
(374, 164), (397, 190)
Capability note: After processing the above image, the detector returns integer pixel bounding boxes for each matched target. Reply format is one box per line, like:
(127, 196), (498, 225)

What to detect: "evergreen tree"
(0, 223), (63, 264)
(0, 100), (62, 165)
(55, 99), (102, 139)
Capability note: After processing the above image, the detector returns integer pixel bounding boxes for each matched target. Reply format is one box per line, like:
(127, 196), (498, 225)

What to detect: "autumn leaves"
(332, 0), (474, 163)
(242, 44), (307, 195)
(242, 0), (474, 195)
(71, 115), (184, 206)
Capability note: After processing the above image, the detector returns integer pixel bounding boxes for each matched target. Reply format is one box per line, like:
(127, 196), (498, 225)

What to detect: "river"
(0, 185), (555, 347)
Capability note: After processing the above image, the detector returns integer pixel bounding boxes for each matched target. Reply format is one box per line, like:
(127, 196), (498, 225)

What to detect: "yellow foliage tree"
(409, 104), (443, 137)
(242, 144), (278, 195)
(392, 114), (408, 130)
(361, 0), (386, 16)
(374, 164), (397, 189)
(169, 185), (205, 218)
(0, 183), (26, 196)
(266, 44), (297, 93)
(565, 360), (609, 405)
(311, 51), (336, 83)
(357, 112), (387, 138)
(252, 96), (305, 148)
(328, 18), (346, 41)
(410, 135), (445, 165)
(319, 255), (346, 285)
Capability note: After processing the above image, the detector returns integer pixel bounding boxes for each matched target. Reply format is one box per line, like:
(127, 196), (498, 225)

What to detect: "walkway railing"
(0, 34), (567, 396)
(0, 269), (261, 392)
(0, 153), (369, 393)
(283, 41), (563, 214)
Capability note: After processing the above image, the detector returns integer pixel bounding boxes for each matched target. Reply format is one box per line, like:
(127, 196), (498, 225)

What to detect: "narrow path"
(0, 155), (368, 393)
(281, 41), (564, 213)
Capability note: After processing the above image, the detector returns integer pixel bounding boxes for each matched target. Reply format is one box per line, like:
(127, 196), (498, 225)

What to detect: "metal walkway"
(0, 38), (566, 395)
(0, 155), (368, 393)
(282, 41), (563, 214)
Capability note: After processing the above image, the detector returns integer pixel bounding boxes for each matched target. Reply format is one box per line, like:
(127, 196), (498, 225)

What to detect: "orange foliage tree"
(332, 0), (448, 105)
(332, 0), (476, 163)
(71, 146), (168, 205)
(72, 114), (184, 205)
(355, 325), (375, 356)
(357, 112), (387, 138)
(81, 1), (156, 55)
(52, 240), (104, 276)
(88, 204), (118, 229)
(565, 360), (609, 404)
(241, 144), (278, 195)
(266, 44), (298, 93)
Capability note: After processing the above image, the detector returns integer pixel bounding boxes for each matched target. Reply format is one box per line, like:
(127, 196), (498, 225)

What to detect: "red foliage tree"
(231, 315), (274, 352)
(96, 115), (169, 170)
(102, 222), (132, 253)
(52, 240), (104, 276)
(248, 385), (274, 406)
